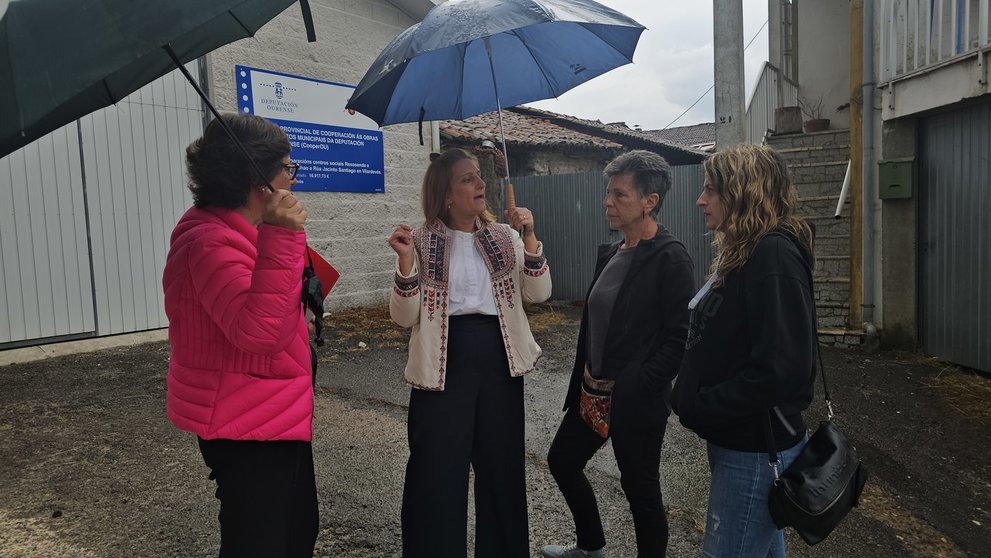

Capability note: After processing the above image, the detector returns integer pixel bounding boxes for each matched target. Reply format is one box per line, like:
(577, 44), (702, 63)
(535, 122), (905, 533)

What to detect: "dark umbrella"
(0, 0), (316, 177)
(0, 0), (331, 314)
(344, 0), (644, 206)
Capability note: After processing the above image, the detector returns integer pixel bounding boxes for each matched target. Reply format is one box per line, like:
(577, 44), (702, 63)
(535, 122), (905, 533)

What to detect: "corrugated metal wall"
(919, 101), (991, 373)
(0, 124), (96, 344)
(0, 63), (200, 347)
(79, 64), (200, 336)
(662, 164), (714, 287)
(513, 164), (711, 301)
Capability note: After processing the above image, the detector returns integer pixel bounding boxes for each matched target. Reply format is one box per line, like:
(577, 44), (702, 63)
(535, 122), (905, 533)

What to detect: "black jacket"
(671, 231), (817, 452)
(563, 226), (695, 432)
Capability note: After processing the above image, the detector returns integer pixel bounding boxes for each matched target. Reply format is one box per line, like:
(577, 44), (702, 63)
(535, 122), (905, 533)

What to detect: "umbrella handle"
(504, 182), (525, 235)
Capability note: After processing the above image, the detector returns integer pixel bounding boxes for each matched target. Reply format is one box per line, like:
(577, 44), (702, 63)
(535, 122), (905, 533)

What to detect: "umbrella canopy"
(345, 0), (645, 127)
(0, 0), (301, 158)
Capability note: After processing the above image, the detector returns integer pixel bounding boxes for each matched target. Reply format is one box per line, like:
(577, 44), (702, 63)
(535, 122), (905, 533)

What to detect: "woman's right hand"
(389, 224), (415, 276)
(263, 190), (307, 231)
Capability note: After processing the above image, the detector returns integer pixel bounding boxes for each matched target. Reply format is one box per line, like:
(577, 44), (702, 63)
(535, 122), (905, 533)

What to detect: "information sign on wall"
(236, 65), (384, 193)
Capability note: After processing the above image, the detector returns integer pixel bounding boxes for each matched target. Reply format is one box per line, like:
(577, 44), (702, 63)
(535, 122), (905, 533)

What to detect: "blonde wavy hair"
(421, 148), (496, 226)
(704, 145), (815, 286)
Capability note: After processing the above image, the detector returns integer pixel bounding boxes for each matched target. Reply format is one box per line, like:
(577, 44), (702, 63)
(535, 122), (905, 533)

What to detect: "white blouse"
(448, 230), (498, 316)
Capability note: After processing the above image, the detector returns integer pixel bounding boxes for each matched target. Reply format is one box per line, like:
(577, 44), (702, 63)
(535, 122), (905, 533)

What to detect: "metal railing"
(745, 61), (799, 144)
(881, 0), (991, 82)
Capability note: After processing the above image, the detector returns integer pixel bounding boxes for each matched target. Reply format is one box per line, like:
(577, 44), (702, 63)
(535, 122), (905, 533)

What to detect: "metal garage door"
(79, 64), (201, 336)
(0, 124), (96, 345)
(0, 63), (201, 347)
(919, 101), (991, 373)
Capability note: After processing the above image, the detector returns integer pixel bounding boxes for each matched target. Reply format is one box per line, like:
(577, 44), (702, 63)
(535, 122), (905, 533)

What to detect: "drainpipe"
(862, 0), (878, 339)
(849, 0), (864, 330)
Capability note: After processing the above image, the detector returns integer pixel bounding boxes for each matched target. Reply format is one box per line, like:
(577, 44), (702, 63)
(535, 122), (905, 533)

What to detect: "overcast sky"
(526, 0), (771, 131)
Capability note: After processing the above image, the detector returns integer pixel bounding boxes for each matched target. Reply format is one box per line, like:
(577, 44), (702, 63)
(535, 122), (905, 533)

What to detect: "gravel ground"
(1, 302), (989, 557)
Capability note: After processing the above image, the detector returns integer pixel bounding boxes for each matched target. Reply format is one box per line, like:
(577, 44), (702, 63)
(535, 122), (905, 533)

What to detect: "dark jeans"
(198, 437), (318, 558)
(547, 408), (668, 557)
(401, 314), (529, 558)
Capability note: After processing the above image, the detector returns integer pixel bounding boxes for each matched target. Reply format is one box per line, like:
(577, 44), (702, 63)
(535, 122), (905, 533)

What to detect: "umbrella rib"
(228, 10), (253, 36)
(575, 23), (636, 63)
(102, 79), (116, 103)
(458, 42), (467, 119)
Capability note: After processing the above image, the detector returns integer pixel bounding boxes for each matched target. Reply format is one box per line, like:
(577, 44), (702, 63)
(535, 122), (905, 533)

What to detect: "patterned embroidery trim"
(494, 297), (517, 373)
(394, 272), (419, 292)
(475, 225), (516, 280)
(405, 378), (443, 391)
(393, 284), (419, 298)
(496, 276), (516, 309)
(524, 260), (549, 278)
(524, 251), (547, 269)
(423, 286), (449, 322)
(437, 301), (448, 388)
(414, 223), (450, 289)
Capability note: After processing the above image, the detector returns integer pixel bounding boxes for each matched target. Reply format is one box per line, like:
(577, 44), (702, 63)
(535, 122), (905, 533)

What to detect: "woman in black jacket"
(671, 144), (817, 558)
(541, 151), (696, 558)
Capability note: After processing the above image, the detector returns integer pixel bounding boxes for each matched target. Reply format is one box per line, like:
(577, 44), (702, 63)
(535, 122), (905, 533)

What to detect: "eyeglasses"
(282, 162), (300, 180)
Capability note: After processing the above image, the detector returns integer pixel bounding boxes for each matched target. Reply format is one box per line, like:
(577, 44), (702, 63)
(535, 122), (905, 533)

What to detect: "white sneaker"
(540, 543), (608, 558)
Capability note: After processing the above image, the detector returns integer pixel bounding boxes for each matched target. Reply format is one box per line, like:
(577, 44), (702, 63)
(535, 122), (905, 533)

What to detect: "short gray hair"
(603, 150), (673, 217)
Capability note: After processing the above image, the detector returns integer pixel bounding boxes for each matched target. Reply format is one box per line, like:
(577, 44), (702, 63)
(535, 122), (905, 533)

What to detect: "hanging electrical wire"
(662, 18), (769, 130)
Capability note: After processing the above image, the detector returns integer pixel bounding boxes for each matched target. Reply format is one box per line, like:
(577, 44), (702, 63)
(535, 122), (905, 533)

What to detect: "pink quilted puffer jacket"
(163, 206), (312, 441)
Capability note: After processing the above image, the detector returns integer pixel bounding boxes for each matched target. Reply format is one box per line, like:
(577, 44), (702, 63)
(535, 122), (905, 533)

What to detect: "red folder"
(306, 245), (340, 298)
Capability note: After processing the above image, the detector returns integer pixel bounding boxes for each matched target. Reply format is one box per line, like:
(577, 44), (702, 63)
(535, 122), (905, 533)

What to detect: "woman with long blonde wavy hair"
(672, 145), (818, 558)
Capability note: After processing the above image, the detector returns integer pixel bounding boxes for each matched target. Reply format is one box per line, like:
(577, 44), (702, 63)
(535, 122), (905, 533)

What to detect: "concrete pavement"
(0, 303), (988, 557)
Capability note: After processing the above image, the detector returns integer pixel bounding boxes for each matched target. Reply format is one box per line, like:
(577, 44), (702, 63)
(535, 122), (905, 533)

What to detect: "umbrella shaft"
(482, 37), (513, 183)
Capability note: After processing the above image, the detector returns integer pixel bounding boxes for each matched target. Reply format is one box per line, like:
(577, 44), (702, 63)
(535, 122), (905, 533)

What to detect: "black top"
(564, 226), (696, 432)
(671, 231), (817, 452)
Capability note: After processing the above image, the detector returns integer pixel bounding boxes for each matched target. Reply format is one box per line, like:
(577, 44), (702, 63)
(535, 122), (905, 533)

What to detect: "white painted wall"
(797, 0), (851, 129)
(207, 0), (434, 311)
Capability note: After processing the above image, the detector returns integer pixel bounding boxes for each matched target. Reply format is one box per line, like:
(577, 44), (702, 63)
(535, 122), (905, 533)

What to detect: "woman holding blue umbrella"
(388, 148), (551, 557)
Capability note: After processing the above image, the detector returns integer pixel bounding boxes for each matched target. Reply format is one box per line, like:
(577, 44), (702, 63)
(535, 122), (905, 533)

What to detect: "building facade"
(0, 0), (439, 348)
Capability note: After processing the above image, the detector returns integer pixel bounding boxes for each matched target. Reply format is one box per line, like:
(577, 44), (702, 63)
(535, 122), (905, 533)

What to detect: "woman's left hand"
(505, 206), (535, 236)
(506, 206), (539, 254)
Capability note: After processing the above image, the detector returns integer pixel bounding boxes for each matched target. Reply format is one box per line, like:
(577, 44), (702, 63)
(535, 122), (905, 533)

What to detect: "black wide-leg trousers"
(401, 314), (529, 558)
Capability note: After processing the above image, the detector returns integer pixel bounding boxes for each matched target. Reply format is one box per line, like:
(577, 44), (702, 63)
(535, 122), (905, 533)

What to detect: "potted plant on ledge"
(798, 95), (830, 132)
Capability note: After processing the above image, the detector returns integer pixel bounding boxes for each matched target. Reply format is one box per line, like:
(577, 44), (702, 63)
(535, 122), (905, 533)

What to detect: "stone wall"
(207, 0), (432, 310)
(768, 130), (859, 340)
(508, 148), (616, 177)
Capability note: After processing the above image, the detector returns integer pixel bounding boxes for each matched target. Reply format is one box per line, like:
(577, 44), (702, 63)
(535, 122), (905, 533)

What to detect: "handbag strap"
(764, 250), (833, 475)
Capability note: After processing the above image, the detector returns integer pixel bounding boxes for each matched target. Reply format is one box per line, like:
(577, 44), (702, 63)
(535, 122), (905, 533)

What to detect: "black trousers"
(547, 408), (668, 557)
(401, 314), (529, 558)
(198, 437), (318, 558)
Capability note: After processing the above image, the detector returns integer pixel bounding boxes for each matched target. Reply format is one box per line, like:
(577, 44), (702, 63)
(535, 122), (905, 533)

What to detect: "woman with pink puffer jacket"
(163, 113), (315, 558)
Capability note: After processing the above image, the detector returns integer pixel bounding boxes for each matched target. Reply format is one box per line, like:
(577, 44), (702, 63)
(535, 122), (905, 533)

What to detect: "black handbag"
(763, 302), (868, 545)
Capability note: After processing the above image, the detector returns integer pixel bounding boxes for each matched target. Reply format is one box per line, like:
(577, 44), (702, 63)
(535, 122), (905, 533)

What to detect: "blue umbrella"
(345, 0), (644, 179)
